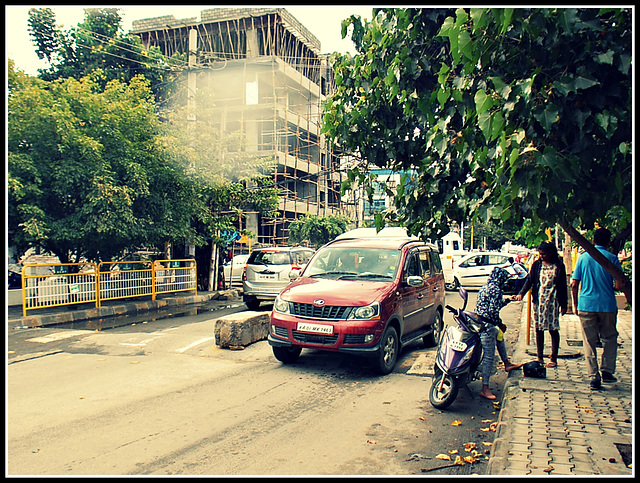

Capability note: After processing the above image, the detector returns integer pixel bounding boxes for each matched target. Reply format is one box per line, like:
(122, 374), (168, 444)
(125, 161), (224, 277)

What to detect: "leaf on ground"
(448, 449), (458, 454)
(436, 454), (451, 460)
(367, 439), (377, 444)
(454, 455), (465, 466)
(451, 419), (463, 426)
(464, 442), (477, 451)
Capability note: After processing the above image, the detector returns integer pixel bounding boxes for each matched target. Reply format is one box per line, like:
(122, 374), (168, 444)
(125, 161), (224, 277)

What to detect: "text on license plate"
(257, 274), (276, 280)
(296, 322), (333, 335)
(449, 340), (467, 352)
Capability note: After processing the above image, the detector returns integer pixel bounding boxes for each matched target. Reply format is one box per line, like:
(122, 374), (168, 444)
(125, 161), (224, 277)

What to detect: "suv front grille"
(290, 303), (351, 320)
(292, 330), (339, 345)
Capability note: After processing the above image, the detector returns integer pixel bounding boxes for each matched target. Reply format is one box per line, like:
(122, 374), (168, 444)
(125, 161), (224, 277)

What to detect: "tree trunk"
(558, 219), (632, 306)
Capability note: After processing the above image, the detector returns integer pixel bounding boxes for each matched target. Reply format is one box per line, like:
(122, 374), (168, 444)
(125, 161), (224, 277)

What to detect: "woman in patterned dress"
(513, 242), (568, 367)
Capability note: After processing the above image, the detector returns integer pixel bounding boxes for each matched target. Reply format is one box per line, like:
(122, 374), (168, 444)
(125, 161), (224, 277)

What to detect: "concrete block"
(214, 311), (271, 348)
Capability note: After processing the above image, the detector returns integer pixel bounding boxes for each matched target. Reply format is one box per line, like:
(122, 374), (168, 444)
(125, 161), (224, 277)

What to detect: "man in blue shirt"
(570, 228), (623, 390)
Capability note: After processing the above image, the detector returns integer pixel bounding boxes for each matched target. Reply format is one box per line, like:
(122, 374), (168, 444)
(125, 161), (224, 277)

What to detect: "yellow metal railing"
(22, 262), (99, 317)
(151, 259), (197, 297)
(22, 259), (197, 316)
(97, 260), (154, 306)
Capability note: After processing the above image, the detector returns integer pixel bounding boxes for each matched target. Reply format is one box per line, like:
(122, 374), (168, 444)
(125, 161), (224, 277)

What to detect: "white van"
(437, 231), (467, 290)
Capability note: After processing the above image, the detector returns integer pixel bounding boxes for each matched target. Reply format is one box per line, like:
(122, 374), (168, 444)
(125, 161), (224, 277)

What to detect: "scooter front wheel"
(429, 372), (459, 410)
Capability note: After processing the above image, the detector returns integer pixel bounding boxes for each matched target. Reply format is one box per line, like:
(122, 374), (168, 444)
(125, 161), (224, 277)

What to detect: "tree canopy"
(7, 63), (205, 263)
(9, 9), (279, 266)
(323, 7), (632, 301)
(288, 214), (352, 247)
(27, 7), (184, 105)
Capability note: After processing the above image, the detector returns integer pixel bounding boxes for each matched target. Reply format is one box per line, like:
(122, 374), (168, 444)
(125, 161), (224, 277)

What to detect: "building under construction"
(131, 7), (356, 247)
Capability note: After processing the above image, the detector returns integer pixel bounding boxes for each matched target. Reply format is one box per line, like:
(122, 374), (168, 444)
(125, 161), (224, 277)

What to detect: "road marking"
(26, 330), (93, 344)
(175, 336), (216, 353)
(407, 351), (437, 376)
(119, 334), (167, 347)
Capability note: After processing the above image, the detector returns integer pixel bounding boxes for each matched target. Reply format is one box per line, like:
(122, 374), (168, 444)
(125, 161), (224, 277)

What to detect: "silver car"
(242, 247), (315, 310)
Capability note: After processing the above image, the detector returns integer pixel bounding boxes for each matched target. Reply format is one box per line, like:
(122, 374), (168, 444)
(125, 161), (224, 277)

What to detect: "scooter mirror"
(459, 287), (468, 311)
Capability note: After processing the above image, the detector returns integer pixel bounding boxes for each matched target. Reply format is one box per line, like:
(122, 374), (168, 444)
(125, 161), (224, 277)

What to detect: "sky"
(5, 5), (376, 76)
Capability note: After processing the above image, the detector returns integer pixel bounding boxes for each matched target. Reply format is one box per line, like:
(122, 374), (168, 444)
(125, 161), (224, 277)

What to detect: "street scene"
(7, 287), (633, 476)
(6, 6), (632, 478)
(7, 292), (521, 476)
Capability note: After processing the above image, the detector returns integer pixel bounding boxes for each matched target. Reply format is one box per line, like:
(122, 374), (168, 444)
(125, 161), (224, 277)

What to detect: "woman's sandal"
(545, 361), (557, 368)
(504, 362), (524, 372)
(479, 391), (497, 400)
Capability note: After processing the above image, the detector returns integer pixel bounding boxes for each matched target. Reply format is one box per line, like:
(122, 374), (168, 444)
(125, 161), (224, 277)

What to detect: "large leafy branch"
(323, 7), (631, 303)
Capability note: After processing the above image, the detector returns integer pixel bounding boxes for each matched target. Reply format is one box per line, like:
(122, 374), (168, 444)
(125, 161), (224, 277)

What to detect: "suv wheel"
(244, 296), (261, 311)
(423, 310), (443, 347)
(372, 325), (399, 375)
(272, 346), (302, 364)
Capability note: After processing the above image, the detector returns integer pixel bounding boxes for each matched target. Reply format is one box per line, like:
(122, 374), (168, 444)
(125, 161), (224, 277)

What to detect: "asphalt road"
(7, 291), (524, 476)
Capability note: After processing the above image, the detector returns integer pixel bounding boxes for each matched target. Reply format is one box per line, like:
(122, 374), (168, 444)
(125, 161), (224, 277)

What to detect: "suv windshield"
(305, 247), (399, 280)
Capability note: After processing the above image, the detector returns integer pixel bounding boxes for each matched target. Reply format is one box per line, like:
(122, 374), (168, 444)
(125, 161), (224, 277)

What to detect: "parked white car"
(450, 251), (513, 289)
(223, 254), (249, 287)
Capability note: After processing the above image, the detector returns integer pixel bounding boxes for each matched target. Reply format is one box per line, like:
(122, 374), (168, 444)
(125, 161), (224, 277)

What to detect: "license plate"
(449, 340), (467, 352)
(257, 274), (276, 280)
(296, 322), (333, 335)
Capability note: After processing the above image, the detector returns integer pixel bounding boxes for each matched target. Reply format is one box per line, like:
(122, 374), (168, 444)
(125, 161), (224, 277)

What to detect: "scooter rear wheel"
(429, 372), (459, 409)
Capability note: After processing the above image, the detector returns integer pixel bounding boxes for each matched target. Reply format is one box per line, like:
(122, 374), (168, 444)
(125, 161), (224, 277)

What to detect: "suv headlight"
(349, 302), (380, 320)
(273, 295), (290, 314)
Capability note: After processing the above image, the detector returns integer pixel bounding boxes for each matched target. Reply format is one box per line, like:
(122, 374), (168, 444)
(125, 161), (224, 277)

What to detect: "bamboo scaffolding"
(134, 9), (346, 246)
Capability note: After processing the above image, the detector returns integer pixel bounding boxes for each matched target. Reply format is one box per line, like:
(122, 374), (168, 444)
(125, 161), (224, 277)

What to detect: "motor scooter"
(429, 286), (495, 409)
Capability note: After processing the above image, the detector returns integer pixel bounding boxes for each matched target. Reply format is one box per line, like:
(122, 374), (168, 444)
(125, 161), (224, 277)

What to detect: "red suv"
(268, 236), (445, 374)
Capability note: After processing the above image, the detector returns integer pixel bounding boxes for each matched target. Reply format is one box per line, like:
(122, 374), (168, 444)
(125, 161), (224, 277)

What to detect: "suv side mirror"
(406, 275), (424, 287)
(289, 269), (301, 281)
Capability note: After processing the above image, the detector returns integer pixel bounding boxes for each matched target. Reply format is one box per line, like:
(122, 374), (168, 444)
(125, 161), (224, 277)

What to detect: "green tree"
(17, 8), (280, 284)
(464, 219), (522, 251)
(288, 214), (353, 247)
(27, 7), (184, 104)
(7, 61), (208, 264)
(324, 8), (631, 302)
